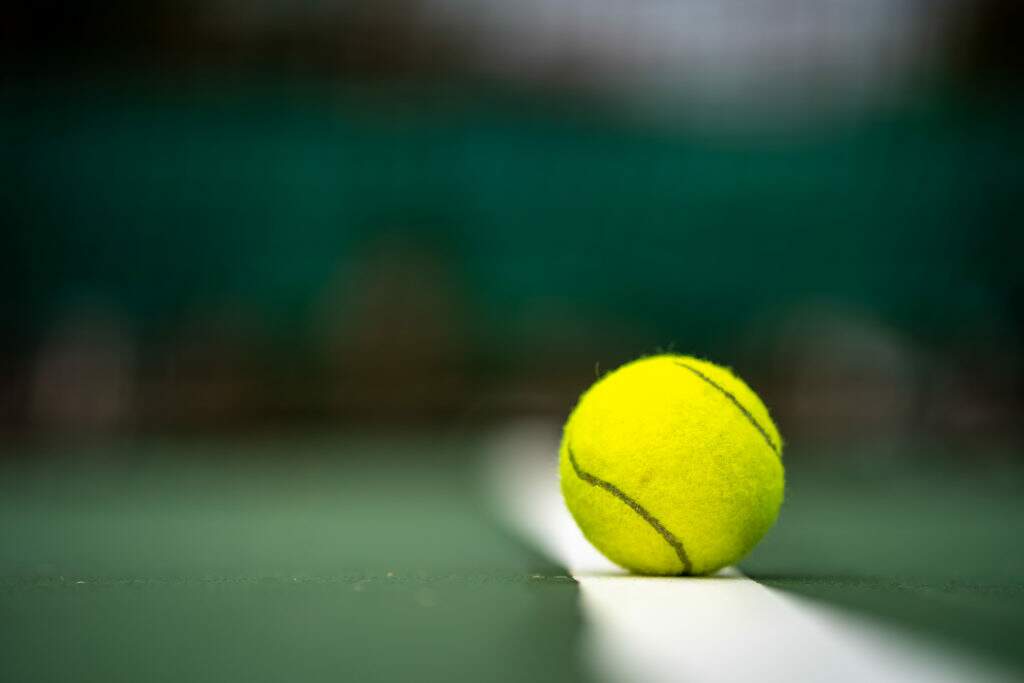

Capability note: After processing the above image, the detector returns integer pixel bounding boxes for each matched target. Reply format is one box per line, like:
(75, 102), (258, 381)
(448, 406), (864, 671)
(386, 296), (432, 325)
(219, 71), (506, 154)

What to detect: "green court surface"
(0, 437), (585, 683)
(1, 435), (1022, 681)
(745, 447), (1024, 672)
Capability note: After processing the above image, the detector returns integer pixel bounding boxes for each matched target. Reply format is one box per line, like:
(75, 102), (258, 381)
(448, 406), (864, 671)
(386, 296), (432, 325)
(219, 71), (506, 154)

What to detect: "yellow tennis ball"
(559, 354), (784, 575)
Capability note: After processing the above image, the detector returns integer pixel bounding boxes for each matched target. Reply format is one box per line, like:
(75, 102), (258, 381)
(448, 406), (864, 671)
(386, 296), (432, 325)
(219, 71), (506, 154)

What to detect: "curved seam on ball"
(567, 445), (692, 574)
(674, 361), (780, 457)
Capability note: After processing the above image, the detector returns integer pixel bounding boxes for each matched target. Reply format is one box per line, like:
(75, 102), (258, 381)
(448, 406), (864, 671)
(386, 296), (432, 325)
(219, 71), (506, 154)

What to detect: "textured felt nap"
(559, 354), (784, 575)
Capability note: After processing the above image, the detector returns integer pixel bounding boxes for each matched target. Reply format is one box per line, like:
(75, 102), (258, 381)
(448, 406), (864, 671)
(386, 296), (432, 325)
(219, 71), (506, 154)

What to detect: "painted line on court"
(483, 421), (1015, 683)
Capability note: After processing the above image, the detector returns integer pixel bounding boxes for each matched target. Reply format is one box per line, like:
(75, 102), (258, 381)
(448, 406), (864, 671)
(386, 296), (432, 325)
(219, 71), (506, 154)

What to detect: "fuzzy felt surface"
(559, 354), (784, 575)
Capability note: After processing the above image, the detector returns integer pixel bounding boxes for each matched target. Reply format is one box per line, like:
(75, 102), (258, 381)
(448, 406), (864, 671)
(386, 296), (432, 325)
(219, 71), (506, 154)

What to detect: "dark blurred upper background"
(3, 0), (1022, 449)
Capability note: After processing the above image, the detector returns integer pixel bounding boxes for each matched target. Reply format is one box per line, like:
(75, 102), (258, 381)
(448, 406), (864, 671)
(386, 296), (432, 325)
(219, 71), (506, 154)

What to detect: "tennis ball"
(559, 354), (784, 575)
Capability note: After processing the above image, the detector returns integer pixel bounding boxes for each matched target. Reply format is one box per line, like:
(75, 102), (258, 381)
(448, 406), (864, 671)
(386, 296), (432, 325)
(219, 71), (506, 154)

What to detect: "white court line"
(484, 421), (1015, 683)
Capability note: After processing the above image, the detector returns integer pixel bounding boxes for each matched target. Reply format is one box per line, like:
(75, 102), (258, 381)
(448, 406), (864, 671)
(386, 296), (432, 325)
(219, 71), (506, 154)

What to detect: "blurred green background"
(3, 1), (1022, 443)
